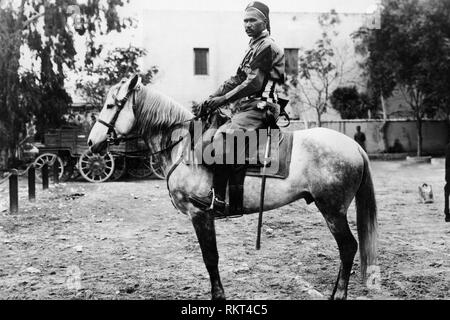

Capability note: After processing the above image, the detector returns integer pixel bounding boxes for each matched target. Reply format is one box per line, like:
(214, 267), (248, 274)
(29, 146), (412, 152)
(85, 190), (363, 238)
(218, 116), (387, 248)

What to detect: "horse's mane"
(134, 85), (193, 137)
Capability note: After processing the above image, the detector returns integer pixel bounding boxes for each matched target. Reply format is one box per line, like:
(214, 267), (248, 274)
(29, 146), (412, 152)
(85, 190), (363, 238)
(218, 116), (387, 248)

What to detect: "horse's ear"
(128, 74), (141, 91)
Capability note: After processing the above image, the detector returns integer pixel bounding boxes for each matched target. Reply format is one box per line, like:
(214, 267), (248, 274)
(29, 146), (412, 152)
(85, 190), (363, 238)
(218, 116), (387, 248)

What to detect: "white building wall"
(142, 10), (368, 119)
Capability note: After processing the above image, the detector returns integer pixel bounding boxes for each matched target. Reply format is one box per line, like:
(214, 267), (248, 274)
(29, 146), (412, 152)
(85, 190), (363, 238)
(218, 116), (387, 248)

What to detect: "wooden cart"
(34, 126), (165, 183)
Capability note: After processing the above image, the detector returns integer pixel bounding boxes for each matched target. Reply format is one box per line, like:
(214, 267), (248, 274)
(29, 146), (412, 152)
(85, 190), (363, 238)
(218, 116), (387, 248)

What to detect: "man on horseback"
(189, 1), (286, 218)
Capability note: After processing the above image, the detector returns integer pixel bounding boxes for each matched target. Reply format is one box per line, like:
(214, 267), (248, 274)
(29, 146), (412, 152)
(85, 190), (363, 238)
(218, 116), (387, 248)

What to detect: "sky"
(127, 0), (380, 13)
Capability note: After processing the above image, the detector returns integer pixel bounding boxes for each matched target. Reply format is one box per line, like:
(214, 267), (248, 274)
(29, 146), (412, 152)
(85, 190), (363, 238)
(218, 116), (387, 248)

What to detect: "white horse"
(88, 75), (378, 300)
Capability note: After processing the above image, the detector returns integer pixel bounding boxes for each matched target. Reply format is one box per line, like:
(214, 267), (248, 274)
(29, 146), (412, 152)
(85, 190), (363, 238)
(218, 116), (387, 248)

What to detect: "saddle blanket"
(246, 131), (293, 179)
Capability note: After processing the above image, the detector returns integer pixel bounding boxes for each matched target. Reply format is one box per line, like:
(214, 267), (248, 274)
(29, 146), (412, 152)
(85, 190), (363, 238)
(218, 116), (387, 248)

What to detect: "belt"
(245, 95), (277, 104)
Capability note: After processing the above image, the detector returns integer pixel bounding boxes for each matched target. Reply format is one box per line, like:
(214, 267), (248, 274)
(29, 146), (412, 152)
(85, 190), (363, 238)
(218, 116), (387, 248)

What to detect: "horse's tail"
(355, 148), (378, 282)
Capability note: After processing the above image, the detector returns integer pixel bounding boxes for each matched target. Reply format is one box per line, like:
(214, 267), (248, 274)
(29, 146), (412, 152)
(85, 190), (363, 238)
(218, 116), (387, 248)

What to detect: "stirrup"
(209, 188), (216, 210)
(189, 189), (224, 212)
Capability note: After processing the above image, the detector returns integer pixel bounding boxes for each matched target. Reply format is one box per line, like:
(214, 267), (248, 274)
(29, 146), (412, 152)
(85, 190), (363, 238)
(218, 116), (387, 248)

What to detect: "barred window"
(194, 48), (209, 75)
(284, 48), (299, 75)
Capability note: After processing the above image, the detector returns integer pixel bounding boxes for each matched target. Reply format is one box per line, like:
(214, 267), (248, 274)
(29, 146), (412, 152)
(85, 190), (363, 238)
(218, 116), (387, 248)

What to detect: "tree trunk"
(416, 113), (423, 157)
(380, 92), (387, 120)
(316, 108), (322, 127)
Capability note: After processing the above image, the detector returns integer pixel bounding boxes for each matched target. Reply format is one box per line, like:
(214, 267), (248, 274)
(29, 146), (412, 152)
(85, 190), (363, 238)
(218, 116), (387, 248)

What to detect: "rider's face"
(243, 11), (266, 39)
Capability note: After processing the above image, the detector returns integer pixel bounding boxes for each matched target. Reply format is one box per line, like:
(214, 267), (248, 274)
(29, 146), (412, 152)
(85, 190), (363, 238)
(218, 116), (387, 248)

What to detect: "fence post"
(42, 163), (49, 190)
(9, 169), (18, 214)
(28, 165), (35, 201)
(53, 162), (59, 184)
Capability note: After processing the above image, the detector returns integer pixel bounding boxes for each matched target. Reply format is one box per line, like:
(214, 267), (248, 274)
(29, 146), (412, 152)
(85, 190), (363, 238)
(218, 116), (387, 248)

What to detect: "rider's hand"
(205, 96), (227, 109)
(192, 102), (203, 116)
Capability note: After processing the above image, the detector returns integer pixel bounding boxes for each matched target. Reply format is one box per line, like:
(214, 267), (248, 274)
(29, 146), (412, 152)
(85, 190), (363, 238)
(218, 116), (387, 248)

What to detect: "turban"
(245, 1), (271, 34)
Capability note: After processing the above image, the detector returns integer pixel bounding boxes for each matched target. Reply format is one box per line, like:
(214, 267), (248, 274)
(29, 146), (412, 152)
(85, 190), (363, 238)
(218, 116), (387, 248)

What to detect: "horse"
(87, 75), (378, 300)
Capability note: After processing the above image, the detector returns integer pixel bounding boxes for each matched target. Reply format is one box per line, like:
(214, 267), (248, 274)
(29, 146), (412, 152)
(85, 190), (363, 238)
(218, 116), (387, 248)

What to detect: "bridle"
(96, 85), (211, 155)
(96, 85), (137, 145)
(95, 84), (194, 158)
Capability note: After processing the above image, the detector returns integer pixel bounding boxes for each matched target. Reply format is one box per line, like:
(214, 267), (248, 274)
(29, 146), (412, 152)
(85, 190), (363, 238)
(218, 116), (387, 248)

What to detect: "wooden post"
(9, 169), (18, 214)
(53, 162), (59, 184)
(28, 165), (35, 201)
(42, 163), (49, 190)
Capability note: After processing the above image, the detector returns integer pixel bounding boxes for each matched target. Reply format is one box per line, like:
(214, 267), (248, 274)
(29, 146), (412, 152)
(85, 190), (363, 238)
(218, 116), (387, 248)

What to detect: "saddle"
(190, 99), (293, 178)
(246, 130), (293, 179)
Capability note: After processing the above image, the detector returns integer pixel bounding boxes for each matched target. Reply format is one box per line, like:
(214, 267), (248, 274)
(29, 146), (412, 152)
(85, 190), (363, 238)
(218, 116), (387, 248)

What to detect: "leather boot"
(189, 164), (230, 217)
(229, 185), (244, 217)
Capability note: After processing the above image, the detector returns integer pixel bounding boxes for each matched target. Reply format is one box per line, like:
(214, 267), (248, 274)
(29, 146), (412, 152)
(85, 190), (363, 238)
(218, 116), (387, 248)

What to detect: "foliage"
(76, 46), (158, 107)
(0, 0), (131, 159)
(285, 10), (357, 126)
(331, 86), (361, 119)
(352, 0), (450, 155)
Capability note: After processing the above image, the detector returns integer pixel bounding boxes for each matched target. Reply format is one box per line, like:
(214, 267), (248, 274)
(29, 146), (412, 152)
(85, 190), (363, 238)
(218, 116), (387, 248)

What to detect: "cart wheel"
(149, 155), (166, 180)
(78, 150), (115, 183)
(34, 153), (64, 182)
(110, 156), (127, 181)
(127, 157), (153, 179)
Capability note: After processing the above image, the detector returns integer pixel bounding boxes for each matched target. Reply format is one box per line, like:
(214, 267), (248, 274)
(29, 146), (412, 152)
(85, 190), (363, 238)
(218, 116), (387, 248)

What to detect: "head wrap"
(245, 1), (270, 34)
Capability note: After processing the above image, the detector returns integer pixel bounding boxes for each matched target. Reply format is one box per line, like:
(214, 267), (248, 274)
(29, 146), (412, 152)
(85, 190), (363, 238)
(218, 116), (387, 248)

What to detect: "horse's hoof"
(212, 289), (226, 300)
(212, 294), (226, 301)
(330, 292), (347, 300)
(445, 215), (450, 222)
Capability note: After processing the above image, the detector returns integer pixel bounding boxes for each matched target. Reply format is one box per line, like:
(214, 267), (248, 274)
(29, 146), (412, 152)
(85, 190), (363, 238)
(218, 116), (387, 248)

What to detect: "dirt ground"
(0, 159), (449, 300)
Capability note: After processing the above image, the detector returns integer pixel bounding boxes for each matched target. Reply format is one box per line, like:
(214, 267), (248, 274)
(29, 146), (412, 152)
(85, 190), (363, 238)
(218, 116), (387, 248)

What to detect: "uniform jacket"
(212, 30), (285, 117)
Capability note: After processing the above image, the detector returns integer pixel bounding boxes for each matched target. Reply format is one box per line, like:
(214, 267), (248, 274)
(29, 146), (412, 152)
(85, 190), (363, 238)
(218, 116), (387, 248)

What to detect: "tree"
(0, 0), (131, 163)
(285, 10), (359, 126)
(0, 2), (46, 163)
(353, 0), (450, 156)
(76, 46), (158, 107)
(330, 86), (380, 119)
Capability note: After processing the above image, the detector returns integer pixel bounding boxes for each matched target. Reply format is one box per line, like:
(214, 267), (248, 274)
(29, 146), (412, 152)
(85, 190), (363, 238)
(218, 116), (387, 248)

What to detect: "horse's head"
(88, 74), (141, 153)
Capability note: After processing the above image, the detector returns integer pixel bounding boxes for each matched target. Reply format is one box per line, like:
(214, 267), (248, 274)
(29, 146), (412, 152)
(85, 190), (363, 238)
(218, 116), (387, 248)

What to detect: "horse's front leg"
(191, 211), (226, 300)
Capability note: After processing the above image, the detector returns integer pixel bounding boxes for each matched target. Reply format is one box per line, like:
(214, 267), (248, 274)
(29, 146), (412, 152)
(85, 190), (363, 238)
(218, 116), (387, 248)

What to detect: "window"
(194, 48), (209, 75)
(284, 48), (299, 76)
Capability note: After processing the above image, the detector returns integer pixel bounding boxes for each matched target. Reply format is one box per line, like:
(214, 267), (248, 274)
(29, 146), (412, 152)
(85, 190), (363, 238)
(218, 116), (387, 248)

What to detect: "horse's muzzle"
(89, 140), (108, 154)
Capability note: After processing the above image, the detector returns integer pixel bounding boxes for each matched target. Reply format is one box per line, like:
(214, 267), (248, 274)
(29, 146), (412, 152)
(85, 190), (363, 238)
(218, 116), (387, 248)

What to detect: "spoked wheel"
(149, 154), (166, 180)
(127, 157), (153, 179)
(34, 153), (64, 182)
(78, 150), (115, 183)
(109, 156), (127, 181)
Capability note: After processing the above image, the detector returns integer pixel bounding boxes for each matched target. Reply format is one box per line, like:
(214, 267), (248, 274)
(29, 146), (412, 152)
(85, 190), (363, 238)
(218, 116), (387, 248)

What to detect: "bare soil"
(0, 160), (449, 300)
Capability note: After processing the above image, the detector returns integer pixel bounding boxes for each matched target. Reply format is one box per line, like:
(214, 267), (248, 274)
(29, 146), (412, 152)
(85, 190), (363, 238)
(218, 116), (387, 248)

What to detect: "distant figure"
(445, 143), (450, 222)
(391, 139), (404, 153)
(354, 126), (366, 152)
(67, 113), (77, 125)
(81, 113), (91, 134)
(25, 117), (36, 142)
(75, 115), (82, 126)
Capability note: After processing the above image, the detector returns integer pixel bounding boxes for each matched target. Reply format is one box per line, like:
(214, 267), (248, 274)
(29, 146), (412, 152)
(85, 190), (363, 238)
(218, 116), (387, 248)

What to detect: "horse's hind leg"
(445, 182), (450, 222)
(191, 211), (225, 300)
(316, 202), (358, 300)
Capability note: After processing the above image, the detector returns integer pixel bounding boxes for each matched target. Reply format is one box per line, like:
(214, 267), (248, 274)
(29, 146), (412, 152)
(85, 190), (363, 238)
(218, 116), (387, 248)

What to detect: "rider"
(189, 1), (286, 217)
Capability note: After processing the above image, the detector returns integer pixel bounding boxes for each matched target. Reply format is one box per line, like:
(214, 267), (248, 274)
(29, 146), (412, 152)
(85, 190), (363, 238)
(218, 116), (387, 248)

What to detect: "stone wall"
(283, 119), (449, 155)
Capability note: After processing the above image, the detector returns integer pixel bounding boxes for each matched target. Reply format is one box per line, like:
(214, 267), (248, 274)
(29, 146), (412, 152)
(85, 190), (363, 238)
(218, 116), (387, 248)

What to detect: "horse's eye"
(107, 104), (115, 109)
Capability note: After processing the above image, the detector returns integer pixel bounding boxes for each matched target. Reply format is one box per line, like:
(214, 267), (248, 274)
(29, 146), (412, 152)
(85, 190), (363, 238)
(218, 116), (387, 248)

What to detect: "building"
(141, 9), (369, 121)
